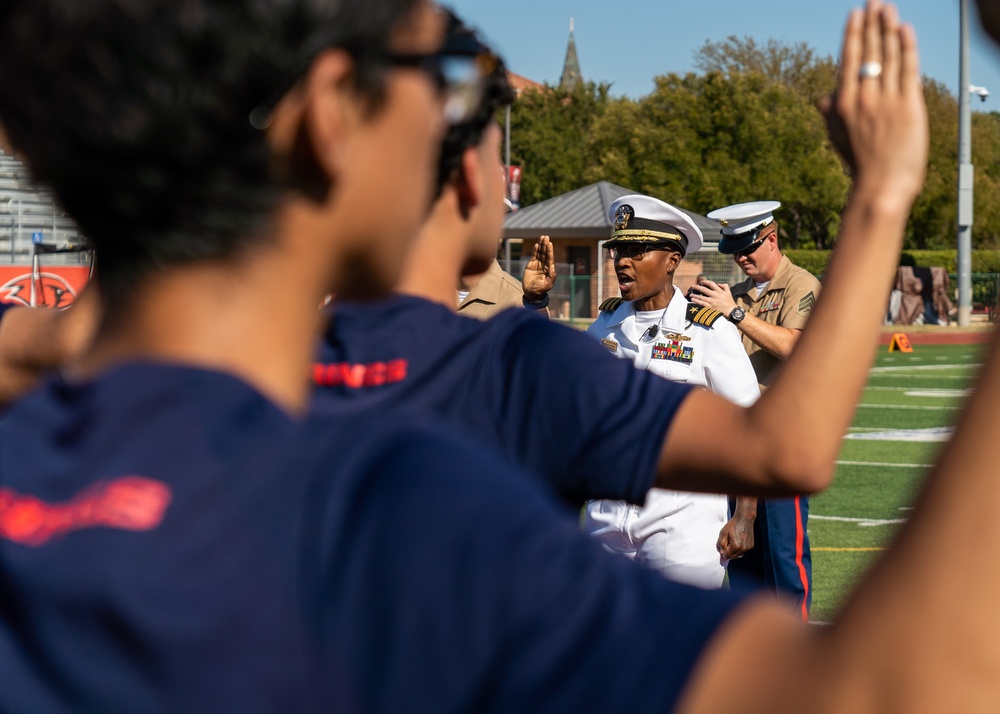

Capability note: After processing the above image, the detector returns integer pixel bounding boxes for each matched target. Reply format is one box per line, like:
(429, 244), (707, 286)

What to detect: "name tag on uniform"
(601, 338), (618, 354)
(651, 339), (694, 364)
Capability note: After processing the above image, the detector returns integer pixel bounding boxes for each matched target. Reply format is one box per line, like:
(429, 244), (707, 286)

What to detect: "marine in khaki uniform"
(456, 199), (554, 320)
(692, 200), (820, 619)
(729, 255), (819, 387)
(584, 194), (760, 589)
(456, 259), (531, 319)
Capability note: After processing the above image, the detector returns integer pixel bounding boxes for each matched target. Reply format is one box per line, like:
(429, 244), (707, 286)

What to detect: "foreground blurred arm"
(0, 287), (99, 404)
(673, 4), (990, 711)
(655, 1), (927, 497)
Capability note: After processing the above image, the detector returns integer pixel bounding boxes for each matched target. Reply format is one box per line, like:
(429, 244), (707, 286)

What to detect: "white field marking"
(845, 426), (953, 442)
(864, 387), (971, 396)
(870, 374), (970, 380)
(904, 389), (971, 398)
(871, 363), (978, 373)
(811, 514), (907, 527)
(856, 404), (960, 411)
(836, 460), (931, 468)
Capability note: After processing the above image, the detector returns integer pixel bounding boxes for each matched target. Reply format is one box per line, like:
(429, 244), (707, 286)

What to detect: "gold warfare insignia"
(651, 340), (694, 364)
(662, 333), (691, 342)
(798, 291), (816, 314)
(614, 204), (634, 231)
(601, 338), (618, 354)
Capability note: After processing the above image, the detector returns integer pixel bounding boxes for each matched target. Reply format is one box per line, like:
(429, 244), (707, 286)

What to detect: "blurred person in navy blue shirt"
(2, 1), (993, 713)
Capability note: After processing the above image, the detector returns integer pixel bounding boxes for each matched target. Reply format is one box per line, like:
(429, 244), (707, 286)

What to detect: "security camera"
(970, 85), (990, 102)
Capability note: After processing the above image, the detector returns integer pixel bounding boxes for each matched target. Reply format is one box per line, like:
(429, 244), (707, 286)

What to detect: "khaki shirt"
(456, 260), (526, 321)
(731, 254), (821, 388)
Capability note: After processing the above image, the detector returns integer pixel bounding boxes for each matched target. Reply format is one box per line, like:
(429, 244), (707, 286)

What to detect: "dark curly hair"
(435, 13), (514, 195)
(0, 0), (422, 307)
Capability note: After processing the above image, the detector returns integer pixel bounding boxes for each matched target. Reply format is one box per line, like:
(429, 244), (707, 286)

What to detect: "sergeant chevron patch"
(798, 291), (816, 314)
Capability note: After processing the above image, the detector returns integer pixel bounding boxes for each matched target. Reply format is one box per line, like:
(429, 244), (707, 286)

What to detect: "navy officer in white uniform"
(585, 194), (761, 589)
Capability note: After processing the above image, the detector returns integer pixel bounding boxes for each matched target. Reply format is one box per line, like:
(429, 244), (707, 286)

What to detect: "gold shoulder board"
(686, 303), (723, 327)
(600, 297), (625, 312)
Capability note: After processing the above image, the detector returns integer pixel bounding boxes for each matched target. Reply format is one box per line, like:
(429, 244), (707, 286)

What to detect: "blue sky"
(446, 0), (1000, 108)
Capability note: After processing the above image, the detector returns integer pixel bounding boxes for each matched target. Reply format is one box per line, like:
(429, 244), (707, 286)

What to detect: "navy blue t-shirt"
(0, 363), (746, 712)
(312, 295), (693, 505)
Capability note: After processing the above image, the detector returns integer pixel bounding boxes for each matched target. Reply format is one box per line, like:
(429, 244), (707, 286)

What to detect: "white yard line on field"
(836, 460), (932, 469)
(811, 515), (907, 527)
(856, 404), (960, 410)
(871, 363), (978, 373)
(865, 386), (970, 397)
(869, 374), (972, 380)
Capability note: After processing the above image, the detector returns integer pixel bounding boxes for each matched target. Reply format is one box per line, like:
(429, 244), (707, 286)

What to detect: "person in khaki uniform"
(730, 255), (819, 389)
(456, 200), (554, 320)
(690, 201), (819, 622)
(457, 257), (551, 319)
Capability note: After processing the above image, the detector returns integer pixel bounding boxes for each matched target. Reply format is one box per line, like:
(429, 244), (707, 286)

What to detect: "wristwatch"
(728, 306), (746, 324)
(523, 293), (550, 309)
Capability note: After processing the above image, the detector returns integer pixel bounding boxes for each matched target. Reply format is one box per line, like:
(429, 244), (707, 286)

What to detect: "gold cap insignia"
(614, 204), (634, 232)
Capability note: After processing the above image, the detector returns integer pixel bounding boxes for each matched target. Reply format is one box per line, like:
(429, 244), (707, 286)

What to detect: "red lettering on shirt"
(312, 360), (408, 389)
(386, 359), (407, 383)
(341, 364), (366, 388)
(0, 476), (172, 546)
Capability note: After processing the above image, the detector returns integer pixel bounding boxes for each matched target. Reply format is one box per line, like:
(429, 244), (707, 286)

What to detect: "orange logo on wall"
(0, 266), (89, 308)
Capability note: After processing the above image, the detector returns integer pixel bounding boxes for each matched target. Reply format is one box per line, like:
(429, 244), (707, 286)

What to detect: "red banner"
(507, 165), (522, 210)
(0, 266), (89, 308)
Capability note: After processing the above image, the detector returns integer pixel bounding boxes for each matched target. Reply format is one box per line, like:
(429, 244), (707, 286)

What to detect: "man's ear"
(455, 146), (482, 214)
(301, 50), (358, 177)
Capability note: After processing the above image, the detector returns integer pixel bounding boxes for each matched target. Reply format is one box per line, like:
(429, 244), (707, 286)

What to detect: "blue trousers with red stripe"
(727, 496), (811, 621)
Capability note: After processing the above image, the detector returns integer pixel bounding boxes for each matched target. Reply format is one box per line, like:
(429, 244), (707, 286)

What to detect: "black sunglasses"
(388, 49), (497, 124)
(608, 244), (676, 261)
(735, 232), (774, 258)
(248, 47), (495, 131)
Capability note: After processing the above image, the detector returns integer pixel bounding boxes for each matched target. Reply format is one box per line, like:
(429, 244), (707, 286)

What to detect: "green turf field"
(809, 342), (985, 621)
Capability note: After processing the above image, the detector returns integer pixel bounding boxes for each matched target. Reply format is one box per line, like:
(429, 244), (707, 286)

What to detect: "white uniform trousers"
(585, 489), (728, 589)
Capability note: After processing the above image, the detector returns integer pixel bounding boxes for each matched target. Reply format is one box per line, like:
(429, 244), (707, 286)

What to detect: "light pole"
(957, 0), (973, 327)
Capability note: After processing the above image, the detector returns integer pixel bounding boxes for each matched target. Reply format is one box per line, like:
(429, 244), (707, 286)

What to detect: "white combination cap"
(607, 194), (703, 256)
(707, 200), (781, 254)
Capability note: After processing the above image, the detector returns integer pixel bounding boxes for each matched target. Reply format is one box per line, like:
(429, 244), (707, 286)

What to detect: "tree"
(907, 80), (958, 250)
(628, 71), (848, 248)
(505, 82), (609, 206)
(505, 36), (1000, 252)
(694, 36), (838, 105)
(970, 111), (1000, 249)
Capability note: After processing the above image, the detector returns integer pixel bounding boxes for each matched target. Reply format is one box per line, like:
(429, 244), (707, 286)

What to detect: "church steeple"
(559, 18), (582, 90)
